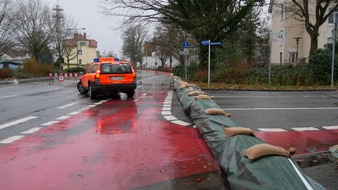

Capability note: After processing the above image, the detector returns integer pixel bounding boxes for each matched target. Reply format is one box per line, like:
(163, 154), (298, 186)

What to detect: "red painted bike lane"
(256, 130), (338, 155)
(0, 83), (220, 189)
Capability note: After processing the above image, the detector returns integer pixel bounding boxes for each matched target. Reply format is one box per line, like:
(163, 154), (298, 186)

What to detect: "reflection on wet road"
(0, 71), (223, 189)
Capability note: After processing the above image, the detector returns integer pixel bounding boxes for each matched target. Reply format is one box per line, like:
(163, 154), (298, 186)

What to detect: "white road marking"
(161, 111), (171, 115)
(257, 128), (287, 132)
(161, 90), (193, 126)
(0, 95), (17, 99)
(0, 116), (38, 130)
(41, 121), (59, 126)
(322, 125), (338, 130)
(291, 127), (319, 131)
(21, 127), (41, 134)
(171, 120), (191, 126)
(57, 102), (76, 109)
(68, 111), (81, 115)
(223, 107), (338, 111)
(0, 135), (24, 144)
(56, 116), (71, 120)
(164, 116), (177, 121)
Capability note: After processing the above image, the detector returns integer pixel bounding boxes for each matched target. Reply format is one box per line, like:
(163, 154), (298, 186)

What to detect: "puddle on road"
(293, 151), (337, 168)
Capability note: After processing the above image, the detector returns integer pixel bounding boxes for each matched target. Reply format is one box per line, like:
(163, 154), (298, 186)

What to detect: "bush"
(0, 69), (13, 79)
(308, 47), (338, 85)
(63, 67), (86, 73)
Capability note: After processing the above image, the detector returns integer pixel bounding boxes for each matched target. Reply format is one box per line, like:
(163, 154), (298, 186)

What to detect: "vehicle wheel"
(126, 90), (135, 98)
(88, 83), (97, 99)
(77, 81), (88, 94)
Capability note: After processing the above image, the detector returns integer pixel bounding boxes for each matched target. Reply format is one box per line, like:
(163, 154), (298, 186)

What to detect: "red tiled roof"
(64, 33), (97, 48)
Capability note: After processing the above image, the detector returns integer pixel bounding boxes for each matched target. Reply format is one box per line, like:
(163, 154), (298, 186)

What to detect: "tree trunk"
(309, 33), (318, 55)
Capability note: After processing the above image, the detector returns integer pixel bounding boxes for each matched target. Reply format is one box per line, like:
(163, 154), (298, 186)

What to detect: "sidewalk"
(0, 77), (50, 85)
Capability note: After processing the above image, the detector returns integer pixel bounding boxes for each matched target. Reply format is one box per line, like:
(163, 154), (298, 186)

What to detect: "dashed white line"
(0, 116), (38, 130)
(162, 107), (171, 111)
(0, 135), (25, 144)
(161, 111), (171, 115)
(0, 95), (17, 99)
(57, 102), (77, 109)
(161, 90), (193, 127)
(41, 121), (60, 126)
(257, 128), (287, 132)
(164, 115), (177, 121)
(171, 120), (191, 126)
(56, 115), (71, 120)
(292, 127), (320, 131)
(322, 125), (338, 130)
(21, 127), (41, 134)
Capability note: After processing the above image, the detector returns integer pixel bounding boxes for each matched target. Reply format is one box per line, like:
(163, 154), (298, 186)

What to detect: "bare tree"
(153, 23), (198, 67)
(50, 11), (76, 70)
(121, 24), (148, 68)
(12, 0), (55, 64)
(286, 0), (338, 54)
(99, 0), (263, 68)
(0, 0), (16, 57)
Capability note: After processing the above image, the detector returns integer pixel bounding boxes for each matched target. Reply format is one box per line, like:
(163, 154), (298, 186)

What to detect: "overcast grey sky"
(44, 0), (124, 57)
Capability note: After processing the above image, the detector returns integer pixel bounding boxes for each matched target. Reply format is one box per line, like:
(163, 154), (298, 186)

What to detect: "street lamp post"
(293, 37), (302, 64)
(332, 23), (337, 89)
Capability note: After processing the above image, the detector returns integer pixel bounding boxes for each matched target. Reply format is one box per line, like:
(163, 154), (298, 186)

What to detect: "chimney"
(84, 32), (87, 39)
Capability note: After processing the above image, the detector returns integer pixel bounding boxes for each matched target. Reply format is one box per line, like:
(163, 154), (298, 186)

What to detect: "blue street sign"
(183, 41), (190, 48)
(201, 40), (221, 46)
(201, 40), (209, 45)
(210, 42), (221, 45)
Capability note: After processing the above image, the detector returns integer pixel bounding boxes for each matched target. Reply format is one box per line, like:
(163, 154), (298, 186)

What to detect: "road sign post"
(182, 41), (190, 80)
(201, 40), (221, 88)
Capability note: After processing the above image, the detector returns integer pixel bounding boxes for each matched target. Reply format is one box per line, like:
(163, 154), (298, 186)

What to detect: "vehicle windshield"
(101, 63), (132, 74)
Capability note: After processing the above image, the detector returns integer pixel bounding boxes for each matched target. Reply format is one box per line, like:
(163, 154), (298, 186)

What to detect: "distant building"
(269, 0), (336, 65)
(63, 33), (97, 69)
(0, 49), (30, 69)
(142, 37), (198, 70)
(0, 49), (30, 61)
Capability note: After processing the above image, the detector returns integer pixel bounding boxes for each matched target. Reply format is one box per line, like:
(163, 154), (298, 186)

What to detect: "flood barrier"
(173, 78), (325, 190)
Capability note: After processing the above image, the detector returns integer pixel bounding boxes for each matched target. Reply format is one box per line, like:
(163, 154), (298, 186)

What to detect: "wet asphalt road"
(0, 71), (337, 189)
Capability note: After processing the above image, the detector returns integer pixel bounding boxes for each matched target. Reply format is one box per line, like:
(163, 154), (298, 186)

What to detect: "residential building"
(63, 33), (97, 69)
(0, 49), (30, 69)
(269, 0), (336, 65)
(142, 38), (198, 70)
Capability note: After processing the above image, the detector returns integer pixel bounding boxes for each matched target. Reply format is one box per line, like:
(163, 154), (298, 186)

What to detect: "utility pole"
(53, 0), (64, 70)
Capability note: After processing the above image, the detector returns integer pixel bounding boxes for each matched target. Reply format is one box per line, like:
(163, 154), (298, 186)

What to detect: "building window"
(329, 10), (338, 23)
(78, 50), (82, 56)
(279, 52), (283, 64)
(79, 41), (86, 46)
(79, 59), (82, 65)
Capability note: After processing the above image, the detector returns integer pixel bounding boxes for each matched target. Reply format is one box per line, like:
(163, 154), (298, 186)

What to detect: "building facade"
(269, 0), (336, 65)
(63, 33), (97, 69)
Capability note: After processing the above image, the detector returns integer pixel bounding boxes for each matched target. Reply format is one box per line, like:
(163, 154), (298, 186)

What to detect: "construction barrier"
(48, 73), (80, 84)
(173, 78), (325, 190)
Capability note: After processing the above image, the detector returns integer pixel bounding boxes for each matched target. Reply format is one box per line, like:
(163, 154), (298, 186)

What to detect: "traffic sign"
(201, 40), (210, 45)
(201, 40), (221, 46)
(210, 42), (221, 45)
(183, 41), (190, 48)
